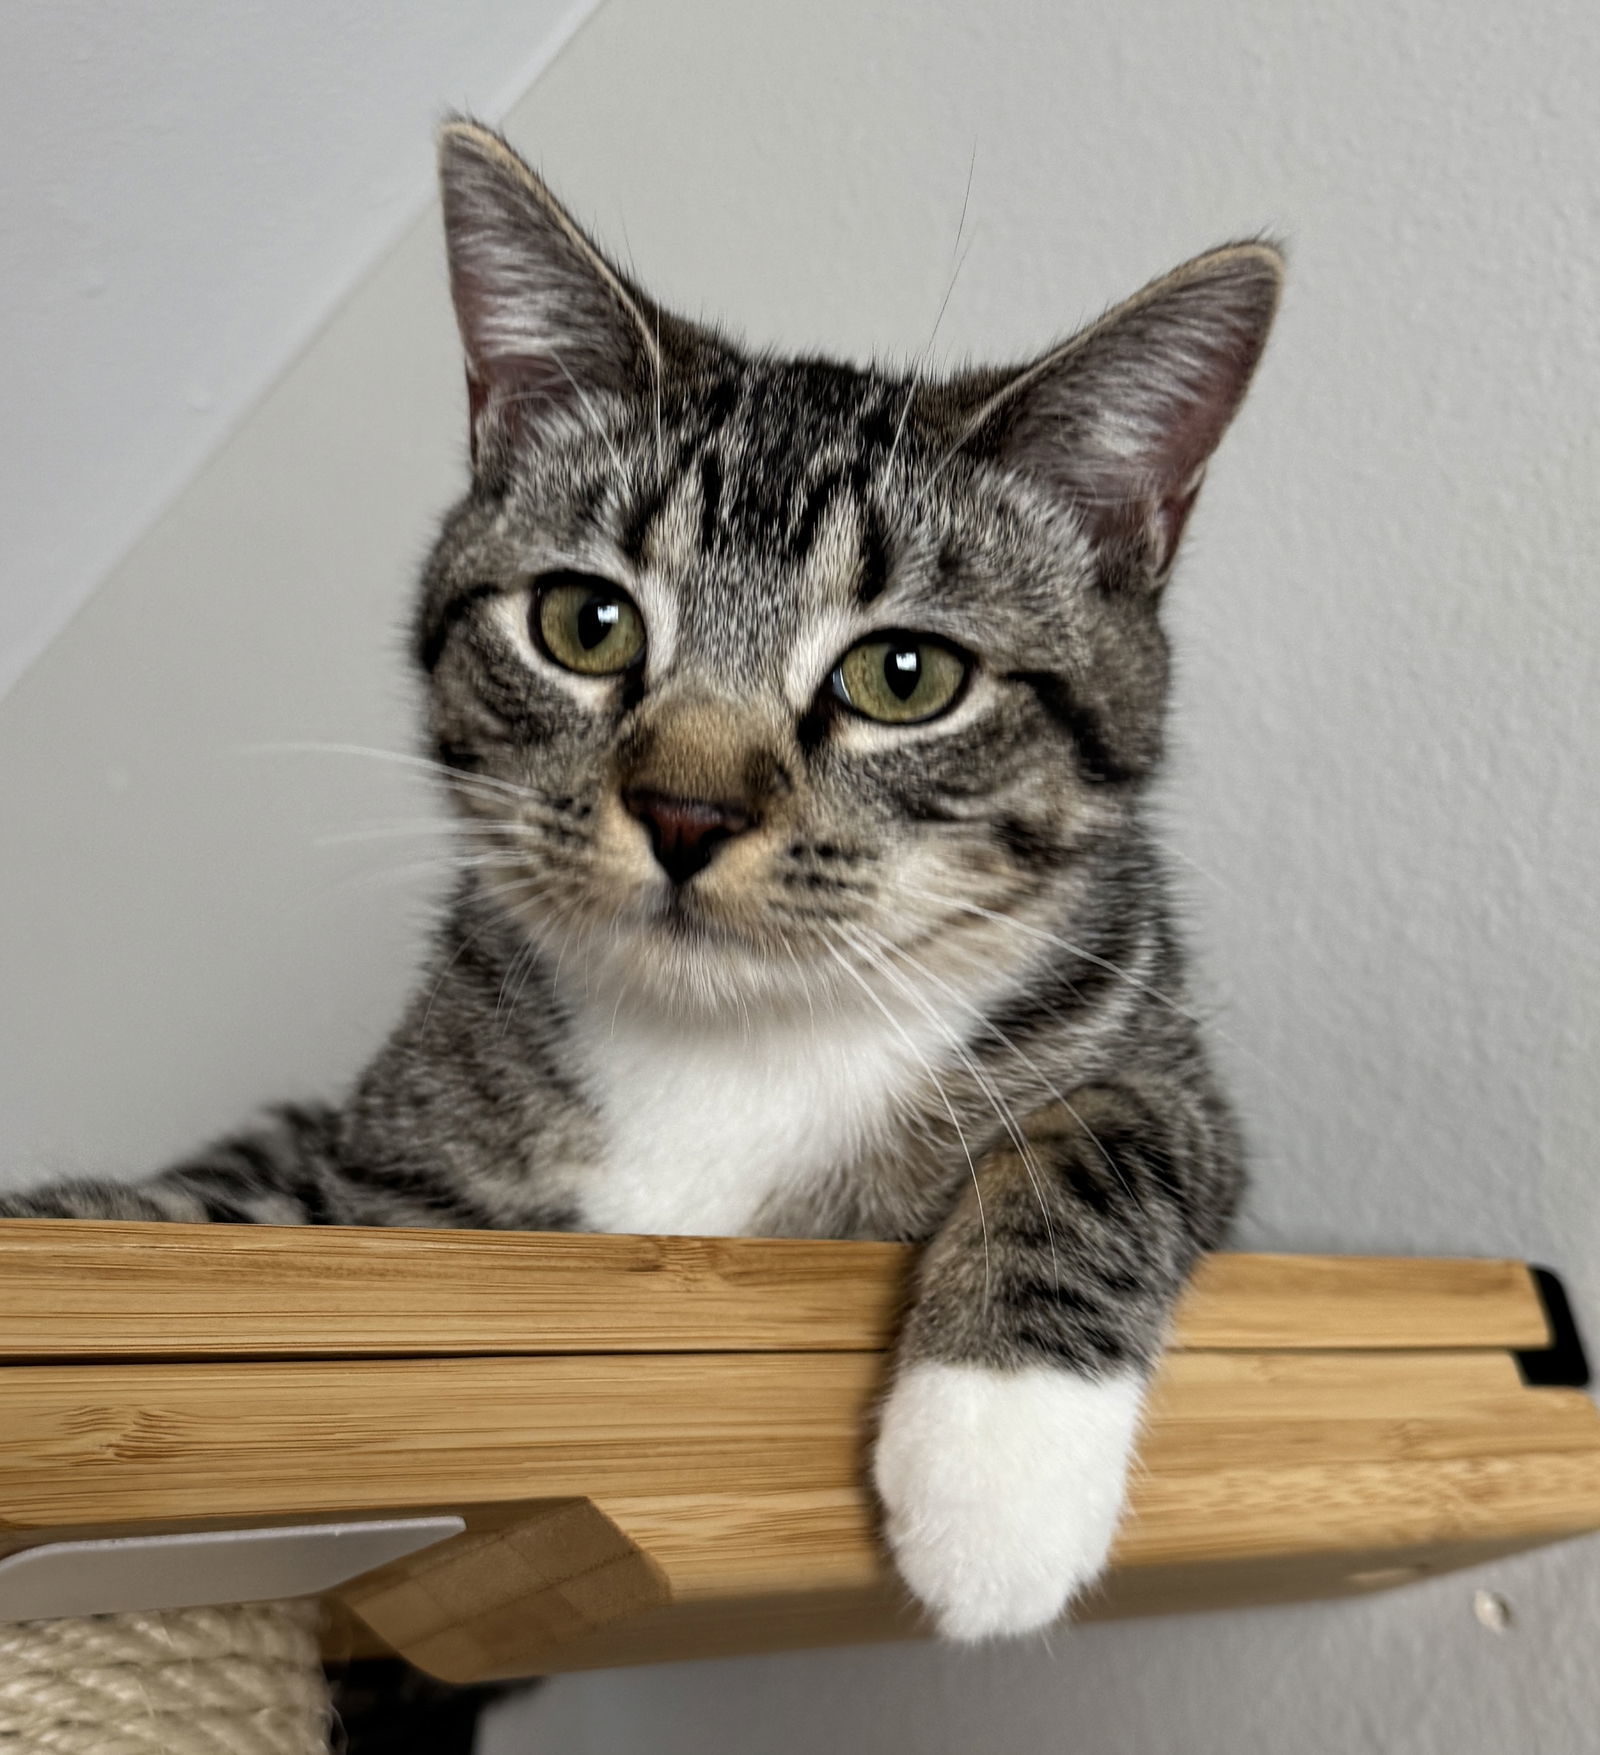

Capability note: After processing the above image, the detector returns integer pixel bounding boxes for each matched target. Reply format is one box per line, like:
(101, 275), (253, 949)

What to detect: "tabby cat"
(3, 120), (1280, 1641)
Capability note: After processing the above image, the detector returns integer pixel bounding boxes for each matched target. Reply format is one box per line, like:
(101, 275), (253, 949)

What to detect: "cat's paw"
(872, 1359), (1144, 1642)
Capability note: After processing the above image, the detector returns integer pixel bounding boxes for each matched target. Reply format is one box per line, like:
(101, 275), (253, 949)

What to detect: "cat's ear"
(436, 119), (659, 467)
(965, 243), (1283, 581)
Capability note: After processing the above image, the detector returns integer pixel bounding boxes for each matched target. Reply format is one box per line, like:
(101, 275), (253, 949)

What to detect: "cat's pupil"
(578, 596), (621, 650)
(885, 646), (921, 701)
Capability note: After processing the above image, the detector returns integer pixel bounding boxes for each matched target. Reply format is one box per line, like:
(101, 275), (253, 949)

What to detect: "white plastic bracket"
(0, 1516), (466, 1622)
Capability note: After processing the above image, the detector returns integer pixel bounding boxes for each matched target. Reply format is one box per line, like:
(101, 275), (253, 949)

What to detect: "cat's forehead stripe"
(856, 504), (892, 605)
(685, 361), (902, 552)
(636, 463), (703, 576)
(616, 477), (666, 565)
(624, 364), (911, 603)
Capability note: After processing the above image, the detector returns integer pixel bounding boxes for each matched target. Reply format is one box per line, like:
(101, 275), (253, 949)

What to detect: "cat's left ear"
(436, 119), (660, 468)
(964, 243), (1283, 582)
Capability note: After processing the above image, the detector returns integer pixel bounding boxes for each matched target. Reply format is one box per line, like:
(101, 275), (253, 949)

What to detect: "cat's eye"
(532, 573), (646, 676)
(831, 634), (970, 725)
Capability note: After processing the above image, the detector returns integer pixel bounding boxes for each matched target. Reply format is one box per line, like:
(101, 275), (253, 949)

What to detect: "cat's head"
(416, 121), (1280, 1016)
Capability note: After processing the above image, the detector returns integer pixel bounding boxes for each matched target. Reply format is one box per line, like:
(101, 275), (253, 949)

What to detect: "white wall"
(0, 0), (596, 700)
(2, 0), (1597, 1750)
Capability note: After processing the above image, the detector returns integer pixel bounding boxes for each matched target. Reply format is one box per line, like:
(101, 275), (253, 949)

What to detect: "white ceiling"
(0, 0), (598, 702)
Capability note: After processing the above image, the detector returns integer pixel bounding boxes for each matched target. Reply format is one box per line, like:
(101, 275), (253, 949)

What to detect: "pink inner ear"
(1079, 348), (1256, 567)
(464, 353), (589, 464)
(998, 251), (1280, 575)
(1153, 470), (1206, 575)
(1135, 372), (1240, 569)
(1007, 342), (1259, 569)
(1063, 441), (1214, 572)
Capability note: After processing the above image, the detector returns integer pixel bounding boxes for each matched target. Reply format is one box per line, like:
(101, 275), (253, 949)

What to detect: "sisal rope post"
(0, 1600), (333, 1754)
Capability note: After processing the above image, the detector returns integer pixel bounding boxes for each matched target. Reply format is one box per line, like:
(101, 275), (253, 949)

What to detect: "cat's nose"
(622, 788), (755, 885)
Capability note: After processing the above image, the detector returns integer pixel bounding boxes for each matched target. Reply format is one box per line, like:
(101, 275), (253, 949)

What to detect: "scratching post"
(0, 1600), (331, 1754)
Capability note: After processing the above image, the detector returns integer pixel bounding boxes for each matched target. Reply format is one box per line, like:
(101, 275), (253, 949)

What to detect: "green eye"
(533, 573), (646, 676)
(832, 634), (969, 725)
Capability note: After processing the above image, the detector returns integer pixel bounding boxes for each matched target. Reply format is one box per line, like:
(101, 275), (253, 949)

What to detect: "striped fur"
(5, 121), (1282, 1641)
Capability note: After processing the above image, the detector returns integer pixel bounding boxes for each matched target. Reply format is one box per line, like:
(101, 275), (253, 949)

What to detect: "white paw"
(873, 1360), (1144, 1642)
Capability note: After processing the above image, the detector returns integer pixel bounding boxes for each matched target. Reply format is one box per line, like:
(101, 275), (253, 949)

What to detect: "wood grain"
(2, 1350), (1595, 1549)
(0, 1222), (910, 1359)
(341, 1498), (673, 1682)
(0, 1224), (1587, 1678)
(0, 1221), (1552, 1358)
(1178, 1252), (1551, 1352)
(0, 1353), (881, 1530)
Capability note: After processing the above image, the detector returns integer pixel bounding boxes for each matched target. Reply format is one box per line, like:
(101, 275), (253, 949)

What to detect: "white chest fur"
(569, 999), (951, 1237)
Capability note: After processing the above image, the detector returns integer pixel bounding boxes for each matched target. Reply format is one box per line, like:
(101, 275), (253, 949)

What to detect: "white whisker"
(884, 147), (977, 481)
(849, 920), (1135, 1211)
(314, 819), (531, 849)
(241, 741), (535, 806)
(898, 882), (1188, 1019)
(543, 347), (626, 477)
(898, 879), (1287, 1098)
(836, 922), (1061, 1290)
(820, 936), (990, 1295)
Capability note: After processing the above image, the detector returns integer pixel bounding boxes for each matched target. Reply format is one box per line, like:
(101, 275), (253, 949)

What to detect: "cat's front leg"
(875, 1084), (1233, 1641)
(0, 1104), (354, 1225)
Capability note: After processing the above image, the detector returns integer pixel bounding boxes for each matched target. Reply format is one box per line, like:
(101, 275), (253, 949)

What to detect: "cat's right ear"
(437, 120), (659, 469)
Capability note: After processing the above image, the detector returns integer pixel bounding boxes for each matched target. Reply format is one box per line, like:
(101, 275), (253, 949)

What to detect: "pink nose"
(622, 788), (755, 884)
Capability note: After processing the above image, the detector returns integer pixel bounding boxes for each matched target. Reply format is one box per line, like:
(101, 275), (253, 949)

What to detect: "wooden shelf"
(0, 1220), (1593, 1679)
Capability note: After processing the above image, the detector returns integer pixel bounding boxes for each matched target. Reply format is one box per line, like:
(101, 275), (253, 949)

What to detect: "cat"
(2, 118), (1280, 1642)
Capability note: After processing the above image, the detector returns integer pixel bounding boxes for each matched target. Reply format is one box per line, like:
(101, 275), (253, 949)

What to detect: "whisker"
(316, 849), (526, 900)
(542, 347), (626, 477)
(898, 879), (1288, 1097)
(837, 922), (1061, 1290)
(855, 921), (1135, 1218)
(496, 937), (539, 1030)
(820, 935), (990, 1296)
(314, 819), (532, 849)
(1139, 825), (1242, 900)
(418, 887), (532, 1031)
(898, 882), (1187, 1019)
(241, 741), (535, 807)
(885, 143), (977, 478)
(783, 943), (819, 1034)
(653, 305), (664, 477)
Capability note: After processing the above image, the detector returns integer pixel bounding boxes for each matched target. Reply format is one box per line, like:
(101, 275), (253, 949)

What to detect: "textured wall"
(2, 0), (1597, 1749)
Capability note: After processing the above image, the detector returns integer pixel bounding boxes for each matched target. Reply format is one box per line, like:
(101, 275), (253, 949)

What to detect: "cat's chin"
(638, 924), (825, 1017)
(504, 890), (829, 1022)
(604, 943), (823, 1021)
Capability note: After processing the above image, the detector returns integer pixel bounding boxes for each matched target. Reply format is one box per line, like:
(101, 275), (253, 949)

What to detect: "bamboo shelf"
(0, 1220), (1594, 1680)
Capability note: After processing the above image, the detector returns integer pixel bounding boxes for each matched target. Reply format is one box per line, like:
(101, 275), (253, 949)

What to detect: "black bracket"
(1515, 1266), (1591, 1389)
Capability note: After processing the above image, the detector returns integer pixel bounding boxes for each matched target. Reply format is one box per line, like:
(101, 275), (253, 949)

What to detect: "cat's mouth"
(649, 886), (740, 944)
(629, 878), (820, 973)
